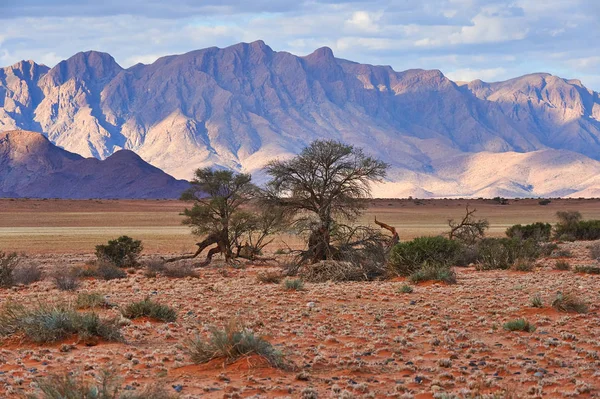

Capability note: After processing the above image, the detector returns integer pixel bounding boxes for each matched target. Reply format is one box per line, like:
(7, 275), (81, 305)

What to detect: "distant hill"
(0, 130), (189, 199)
(2, 41), (600, 197)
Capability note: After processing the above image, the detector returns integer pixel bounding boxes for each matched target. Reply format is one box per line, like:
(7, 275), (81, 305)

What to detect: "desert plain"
(0, 198), (599, 398)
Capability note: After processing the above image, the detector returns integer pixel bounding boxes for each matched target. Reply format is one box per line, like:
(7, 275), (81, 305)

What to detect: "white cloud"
(445, 67), (507, 82)
(345, 11), (382, 33)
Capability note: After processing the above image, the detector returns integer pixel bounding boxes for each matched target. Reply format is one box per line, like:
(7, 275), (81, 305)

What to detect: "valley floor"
(0, 199), (599, 397)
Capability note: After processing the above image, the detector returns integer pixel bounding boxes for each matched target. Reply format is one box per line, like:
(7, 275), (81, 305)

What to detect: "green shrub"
(538, 199), (551, 206)
(121, 298), (177, 322)
(398, 284), (414, 293)
(0, 303), (122, 343)
(552, 292), (588, 313)
(284, 278), (304, 291)
(475, 238), (541, 271)
(506, 222), (551, 241)
(389, 236), (461, 276)
(185, 322), (288, 369)
(573, 265), (600, 274)
(28, 369), (176, 399)
(95, 236), (143, 268)
(554, 260), (571, 271)
(409, 263), (457, 284)
(503, 319), (535, 332)
(554, 211), (600, 241)
(0, 251), (19, 288)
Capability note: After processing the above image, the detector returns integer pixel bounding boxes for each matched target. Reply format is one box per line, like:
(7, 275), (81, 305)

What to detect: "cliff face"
(2, 41), (600, 197)
(0, 130), (189, 199)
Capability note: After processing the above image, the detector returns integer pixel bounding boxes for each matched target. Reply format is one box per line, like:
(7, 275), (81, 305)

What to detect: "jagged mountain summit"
(0, 130), (189, 199)
(1, 41), (600, 198)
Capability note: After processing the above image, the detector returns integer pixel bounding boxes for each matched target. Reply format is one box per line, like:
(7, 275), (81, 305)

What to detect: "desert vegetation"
(1, 142), (600, 397)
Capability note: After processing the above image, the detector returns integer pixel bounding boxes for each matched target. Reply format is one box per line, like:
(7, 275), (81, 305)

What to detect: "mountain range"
(0, 130), (188, 198)
(1, 40), (600, 198)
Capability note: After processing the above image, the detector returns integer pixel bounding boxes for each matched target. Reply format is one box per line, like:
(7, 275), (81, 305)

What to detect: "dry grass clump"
(297, 260), (374, 283)
(0, 303), (122, 343)
(530, 294), (543, 308)
(512, 259), (535, 272)
(76, 292), (111, 309)
(554, 260), (571, 270)
(51, 268), (80, 291)
(256, 270), (283, 284)
(143, 259), (198, 278)
(185, 321), (289, 369)
(0, 252), (42, 287)
(0, 251), (20, 287)
(409, 263), (457, 284)
(551, 292), (589, 314)
(121, 298), (177, 322)
(283, 278), (304, 291)
(28, 369), (175, 399)
(573, 265), (600, 274)
(12, 261), (43, 285)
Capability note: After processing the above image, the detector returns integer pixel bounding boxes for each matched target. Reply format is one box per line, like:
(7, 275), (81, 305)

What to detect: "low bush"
(506, 222), (552, 241)
(554, 211), (600, 241)
(512, 259), (535, 272)
(76, 292), (111, 309)
(573, 265), (600, 274)
(121, 298), (177, 322)
(552, 292), (589, 313)
(0, 251), (19, 288)
(12, 262), (43, 285)
(554, 260), (571, 271)
(551, 249), (573, 258)
(503, 318), (536, 332)
(389, 236), (461, 276)
(409, 263), (457, 284)
(28, 369), (175, 399)
(475, 238), (542, 271)
(95, 236), (143, 268)
(96, 261), (127, 280)
(284, 278), (304, 291)
(297, 260), (375, 282)
(588, 242), (600, 261)
(0, 303), (122, 343)
(51, 268), (80, 291)
(162, 263), (199, 278)
(185, 321), (288, 369)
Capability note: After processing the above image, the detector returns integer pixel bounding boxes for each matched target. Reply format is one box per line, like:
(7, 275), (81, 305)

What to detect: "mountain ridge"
(0, 130), (189, 199)
(2, 41), (600, 198)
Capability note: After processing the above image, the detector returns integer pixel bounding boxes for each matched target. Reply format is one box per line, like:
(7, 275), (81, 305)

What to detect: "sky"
(1, 0), (599, 89)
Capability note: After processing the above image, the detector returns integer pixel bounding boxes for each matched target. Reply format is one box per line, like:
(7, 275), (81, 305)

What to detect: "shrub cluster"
(475, 237), (543, 271)
(95, 236), (143, 267)
(505, 222), (551, 241)
(0, 303), (122, 343)
(0, 252), (42, 287)
(121, 298), (177, 322)
(389, 236), (461, 275)
(554, 211), (600, 241)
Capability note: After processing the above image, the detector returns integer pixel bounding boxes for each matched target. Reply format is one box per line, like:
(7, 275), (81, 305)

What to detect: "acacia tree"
(169, 168), (257, 265)
(264, 140), (388, 263)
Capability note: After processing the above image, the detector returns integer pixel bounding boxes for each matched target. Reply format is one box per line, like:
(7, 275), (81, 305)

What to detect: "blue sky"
(1, 0), (599, 89)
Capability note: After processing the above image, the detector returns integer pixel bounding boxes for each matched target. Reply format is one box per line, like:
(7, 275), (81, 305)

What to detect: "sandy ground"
(3, 198), (600, 254)
(1, 199), (599, 398)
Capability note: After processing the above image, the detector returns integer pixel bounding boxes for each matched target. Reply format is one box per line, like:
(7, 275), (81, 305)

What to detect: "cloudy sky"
(1, 0), (599, 89)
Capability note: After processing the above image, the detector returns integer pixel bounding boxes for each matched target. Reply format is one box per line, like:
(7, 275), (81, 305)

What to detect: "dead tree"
(447, 205), (489, 245)
(374, 217), (399, 250)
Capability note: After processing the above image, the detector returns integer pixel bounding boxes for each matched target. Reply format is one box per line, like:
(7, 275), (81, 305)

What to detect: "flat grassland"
(2, 197), (600, 253)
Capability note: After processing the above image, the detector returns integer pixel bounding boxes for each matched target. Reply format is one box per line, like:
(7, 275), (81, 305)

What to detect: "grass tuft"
(121, 298), (177, 322)
(554, 260), (571, 271)
(398, 284), (414, 294)
(409, 263), (456, 284)
(185, 321), (289, 369)
(76, 292), (111, 309)
(551, 292), (589, 314)
(283, 278), (304, 291)
(0, 302), (122, 343)
(530, 294), (543, 308)
(503, 318), (536, 332)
